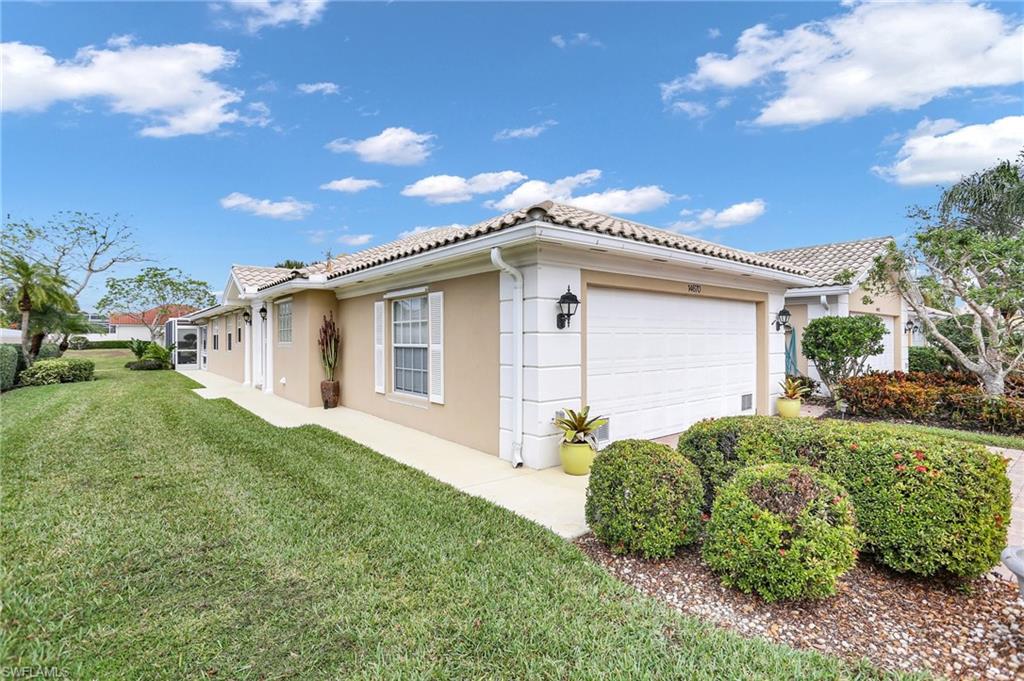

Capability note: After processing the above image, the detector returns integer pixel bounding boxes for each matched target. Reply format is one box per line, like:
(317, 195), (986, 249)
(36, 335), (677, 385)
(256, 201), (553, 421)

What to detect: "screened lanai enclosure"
(164, 317), (200, 370)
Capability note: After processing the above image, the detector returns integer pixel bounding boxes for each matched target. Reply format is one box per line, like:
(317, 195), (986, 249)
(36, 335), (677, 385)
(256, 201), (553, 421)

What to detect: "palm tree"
(0, 255), (74, 362)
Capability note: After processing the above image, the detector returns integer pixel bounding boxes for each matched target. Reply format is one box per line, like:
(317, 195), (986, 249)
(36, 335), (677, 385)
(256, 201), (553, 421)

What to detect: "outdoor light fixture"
(773, 307), (792, 331)
(904, 319), (919, 334)
(556, 286), (580, 330)
(258, 305), (268, 322)
(242, 310), (252, 325)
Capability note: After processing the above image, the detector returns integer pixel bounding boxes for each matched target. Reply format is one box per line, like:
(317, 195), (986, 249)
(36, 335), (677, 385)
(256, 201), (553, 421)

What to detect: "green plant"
(0, 253), (74, 362)
(127, 359), (167, 371)
(128, 338), (151, 359)
(35, 343), (61, 359)
(585, 439), (703, 559)
(703, 464), (860, 602)
(67, 335), (88, 350)
(0, 344), (21, 390)
(553, 406), (607, 446)
(679, 416), (1010, 578)
(908, 346), (949, 373)
(18, 357), (94, 386)
(801, 315), (886, 398)
(318, 312), (339, 381)
(140, 343), (173, 369)
(779, 376), (811, 401)
(786, 373), (819, 396)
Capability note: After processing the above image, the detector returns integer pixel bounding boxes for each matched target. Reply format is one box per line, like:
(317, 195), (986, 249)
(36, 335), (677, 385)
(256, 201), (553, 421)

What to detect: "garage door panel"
(587, 287), (757, 441)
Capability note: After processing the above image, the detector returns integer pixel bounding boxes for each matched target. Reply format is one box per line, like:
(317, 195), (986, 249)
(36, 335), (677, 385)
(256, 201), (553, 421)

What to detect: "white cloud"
(337, 232), (372, 247)
(671, 199), (766, 232)
(1, 38), (248, 137)
(488, 169), (672, 214)
(663, 2), (1023, 126)
(872, 115), (1024, 186)
(707, 28), (722, 39)
(402, 171), (527, 205)
(325, 127), (435, 165)
(319, 177), (382, 193)
(226, 0), (326, 33)
(551, 33), (603, 49)
(297, 81), (339, 95)
(494, 119), (558, 141)
(670, 101), (709, 119)
(220, 192), (312, 220)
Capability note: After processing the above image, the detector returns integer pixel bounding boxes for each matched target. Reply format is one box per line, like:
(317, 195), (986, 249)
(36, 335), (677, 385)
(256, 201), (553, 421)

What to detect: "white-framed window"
(392, 296), (428, 397)
(277, 301), (293, 343)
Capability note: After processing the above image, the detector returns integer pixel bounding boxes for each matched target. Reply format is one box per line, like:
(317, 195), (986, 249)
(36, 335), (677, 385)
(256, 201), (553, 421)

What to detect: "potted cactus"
(318, 311), (340, 409)
(776, 376), (810, 418)
(553, 406), (607, 475)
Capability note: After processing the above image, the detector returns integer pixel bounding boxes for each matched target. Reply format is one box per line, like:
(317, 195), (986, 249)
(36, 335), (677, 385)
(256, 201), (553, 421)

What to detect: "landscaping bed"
(578, 535), (1023, 680)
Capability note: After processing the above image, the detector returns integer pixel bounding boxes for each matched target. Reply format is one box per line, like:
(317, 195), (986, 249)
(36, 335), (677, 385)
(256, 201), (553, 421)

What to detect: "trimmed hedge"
(84, 340), (133, 349)
(126, 359), (166, 371)
(0, 345), (20, 390)
(18, 358), (95, 386)
(36, 343), (61, 359)
(586, 439), (704, 559)
(703, 464), (860, 602)
(841, 371), (1024, 434)
(679, 417), (1010, 578)
(908, 346), (949, 373)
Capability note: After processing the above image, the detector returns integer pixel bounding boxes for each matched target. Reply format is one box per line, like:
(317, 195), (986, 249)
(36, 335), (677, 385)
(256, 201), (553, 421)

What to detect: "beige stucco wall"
(851, 285), (905, 369)
(273, 290), (337, 407)
(206, 312), (244, 382)
(336, 271), (500, 455)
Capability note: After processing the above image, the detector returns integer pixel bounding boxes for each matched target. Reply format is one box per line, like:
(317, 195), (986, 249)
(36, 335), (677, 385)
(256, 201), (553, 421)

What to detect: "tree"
(0, 255), (74, 361)
(274, 259), (307, 269)
(801, 315), (886, 398)
(97, 267), (215, 341)
(866, 153), (1023, 396)
(3, 212), (147, 298)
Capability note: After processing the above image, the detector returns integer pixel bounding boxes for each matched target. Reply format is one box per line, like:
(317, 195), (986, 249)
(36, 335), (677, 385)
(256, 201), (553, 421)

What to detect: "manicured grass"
(828, 418), (1024, 450)
(2, 352), (899, 679)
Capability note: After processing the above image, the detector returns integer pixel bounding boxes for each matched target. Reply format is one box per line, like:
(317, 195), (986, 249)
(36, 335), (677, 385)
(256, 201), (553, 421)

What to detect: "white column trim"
(263, 302), (274, 394)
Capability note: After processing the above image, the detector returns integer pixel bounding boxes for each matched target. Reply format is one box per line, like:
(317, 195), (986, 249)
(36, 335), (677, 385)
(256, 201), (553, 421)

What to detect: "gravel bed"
(577, 534), (1023, 680)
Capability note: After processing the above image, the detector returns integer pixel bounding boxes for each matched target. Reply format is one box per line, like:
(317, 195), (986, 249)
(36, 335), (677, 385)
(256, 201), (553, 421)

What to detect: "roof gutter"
(490, 246), (524, 468)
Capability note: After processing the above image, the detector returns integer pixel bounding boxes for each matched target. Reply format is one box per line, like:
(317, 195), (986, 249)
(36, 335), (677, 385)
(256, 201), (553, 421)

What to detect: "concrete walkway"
(182, 370), (589, 539)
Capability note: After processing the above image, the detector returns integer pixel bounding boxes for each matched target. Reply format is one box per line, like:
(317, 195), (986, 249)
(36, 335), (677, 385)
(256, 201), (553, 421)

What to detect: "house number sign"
(688, 283), (703, 294)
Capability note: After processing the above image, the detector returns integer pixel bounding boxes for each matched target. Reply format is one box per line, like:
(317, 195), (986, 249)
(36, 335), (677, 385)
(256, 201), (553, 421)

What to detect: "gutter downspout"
(490, 247), (524, 468)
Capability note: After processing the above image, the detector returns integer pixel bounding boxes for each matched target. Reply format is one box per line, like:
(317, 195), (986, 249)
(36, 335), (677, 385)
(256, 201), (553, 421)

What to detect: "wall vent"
(741, 393), (753, 411)
(596, 419), (611, 446)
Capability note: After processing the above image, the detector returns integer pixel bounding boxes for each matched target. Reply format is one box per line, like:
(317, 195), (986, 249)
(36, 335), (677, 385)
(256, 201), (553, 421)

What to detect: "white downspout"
(490, 247), (524, 468)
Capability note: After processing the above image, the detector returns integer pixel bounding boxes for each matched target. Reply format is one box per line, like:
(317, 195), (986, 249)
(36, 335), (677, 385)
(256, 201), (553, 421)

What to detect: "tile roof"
(109, 304), (196, 326)
(232, 265), (296, 289)
(760, 236), (894, 287)
(255, 202), (807, 291)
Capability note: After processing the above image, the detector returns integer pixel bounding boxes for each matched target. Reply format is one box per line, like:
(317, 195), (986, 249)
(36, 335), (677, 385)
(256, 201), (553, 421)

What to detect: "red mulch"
(576, 534), (1023, 679)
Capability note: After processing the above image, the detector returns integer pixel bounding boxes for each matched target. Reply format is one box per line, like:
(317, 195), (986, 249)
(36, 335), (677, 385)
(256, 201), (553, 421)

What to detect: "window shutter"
(373, 301), (385, 394)
(428, 291), (444, 404)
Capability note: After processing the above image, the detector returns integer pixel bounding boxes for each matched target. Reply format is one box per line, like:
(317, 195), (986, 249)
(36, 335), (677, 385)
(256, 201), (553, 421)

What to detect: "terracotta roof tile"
(108, 304), (196, 326)
(761, 237), (893, 287)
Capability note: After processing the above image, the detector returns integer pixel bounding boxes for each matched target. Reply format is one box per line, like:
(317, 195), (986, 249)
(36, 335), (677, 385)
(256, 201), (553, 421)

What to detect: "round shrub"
(586, 439), (703, 559)
(703, 464), (859, 602)
(679, 416), (1010, 579)
(18, 358), (95, 386)
(126, 359), (166, 371)
(908, 346), (948, 373)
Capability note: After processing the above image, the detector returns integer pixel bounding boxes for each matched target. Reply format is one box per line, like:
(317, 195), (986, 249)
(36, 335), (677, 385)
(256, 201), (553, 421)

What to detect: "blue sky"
(3, 1), (1022, 308)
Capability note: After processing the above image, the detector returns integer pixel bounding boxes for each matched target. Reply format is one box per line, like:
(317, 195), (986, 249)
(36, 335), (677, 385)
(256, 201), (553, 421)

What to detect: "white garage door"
(586, 287), (757, 443)
(855, 313), (894, 372)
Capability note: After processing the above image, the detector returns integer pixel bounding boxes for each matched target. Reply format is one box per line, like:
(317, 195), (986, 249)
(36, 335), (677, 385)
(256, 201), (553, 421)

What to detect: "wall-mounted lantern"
(556, 286), (580, 330)
(772, 307), (792, 331)
(904, 319), (919, 334)
(242, 310), (252, 325)
(258, 305), (268, 322)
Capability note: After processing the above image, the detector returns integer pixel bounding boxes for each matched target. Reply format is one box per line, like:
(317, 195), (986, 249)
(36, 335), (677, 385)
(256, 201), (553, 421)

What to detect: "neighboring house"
(186, 201), (816, 469)
(98, 305), (197, 342)
(760, 237), (910, 383)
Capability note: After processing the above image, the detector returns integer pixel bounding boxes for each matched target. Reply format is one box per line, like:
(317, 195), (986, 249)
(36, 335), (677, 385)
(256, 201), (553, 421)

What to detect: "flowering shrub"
(586, 439), (703, 559)
(841, 371), (1023, 434)
(679, 416), (1010, 578)
(703, 464), (860, 601)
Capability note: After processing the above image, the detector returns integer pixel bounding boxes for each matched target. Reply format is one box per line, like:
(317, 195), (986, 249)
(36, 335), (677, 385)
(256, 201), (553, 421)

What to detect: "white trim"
(373, 301), (385, 394)
(263, 303), (274, 394)
(273, 296), (293, 305)
(384, 286), (428, 299)
(428, 290), (444, 404)
(784, 285), (852, 297)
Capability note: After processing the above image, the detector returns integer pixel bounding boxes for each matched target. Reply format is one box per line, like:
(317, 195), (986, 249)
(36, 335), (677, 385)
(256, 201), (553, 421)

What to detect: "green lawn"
(1, 352), (898, 679)
(863, 422), (1024, 450)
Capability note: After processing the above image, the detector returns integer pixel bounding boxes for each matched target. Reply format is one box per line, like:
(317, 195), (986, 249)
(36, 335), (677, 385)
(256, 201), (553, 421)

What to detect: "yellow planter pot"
(776, 397), (802, 418)
(560, 442), (596, 476)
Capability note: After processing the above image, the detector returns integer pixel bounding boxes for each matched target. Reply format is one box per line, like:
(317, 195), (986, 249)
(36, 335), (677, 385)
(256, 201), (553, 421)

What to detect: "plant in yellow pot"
(554, 406), (607, 475)
(776, 377), (810, 418)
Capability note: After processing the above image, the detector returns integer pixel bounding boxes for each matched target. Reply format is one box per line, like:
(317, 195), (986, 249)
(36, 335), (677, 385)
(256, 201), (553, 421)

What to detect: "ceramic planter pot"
(776, 397), (801, 418)
(560, 442), (596, 476)
(320, 380), (340, 409)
